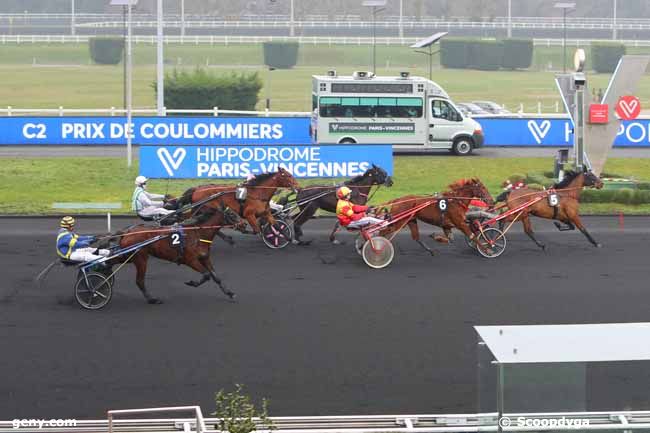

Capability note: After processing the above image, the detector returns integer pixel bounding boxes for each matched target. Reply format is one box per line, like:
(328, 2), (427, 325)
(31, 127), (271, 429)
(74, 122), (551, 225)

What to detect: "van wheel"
(339, 138), (356, 144)
(452, 138), (473, 156)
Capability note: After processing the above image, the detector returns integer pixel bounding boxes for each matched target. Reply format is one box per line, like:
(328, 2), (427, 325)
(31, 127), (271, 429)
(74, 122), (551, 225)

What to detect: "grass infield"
(2, 156), (650, 215)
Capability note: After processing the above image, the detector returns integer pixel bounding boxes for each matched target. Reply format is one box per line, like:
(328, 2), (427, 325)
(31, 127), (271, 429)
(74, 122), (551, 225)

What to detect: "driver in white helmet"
(132, 176), (175, 220)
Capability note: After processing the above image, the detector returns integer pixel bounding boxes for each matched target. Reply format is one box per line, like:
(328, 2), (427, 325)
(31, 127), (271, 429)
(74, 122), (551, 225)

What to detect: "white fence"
(0, 107), (310, 117)
(2, 409), (650, 433)
(3, 34), (650, 48)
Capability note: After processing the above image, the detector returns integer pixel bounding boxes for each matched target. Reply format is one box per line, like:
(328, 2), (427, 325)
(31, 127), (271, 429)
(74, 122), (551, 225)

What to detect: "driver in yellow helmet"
(335, 186), (384, 229)
(56, 216), (110, 262)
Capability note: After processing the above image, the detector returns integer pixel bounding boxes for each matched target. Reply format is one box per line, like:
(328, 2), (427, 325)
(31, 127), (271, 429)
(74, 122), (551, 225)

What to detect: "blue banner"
(140, 144), (393, 179)
(477, 117), (650, 147)
(0, 116), (311, 145)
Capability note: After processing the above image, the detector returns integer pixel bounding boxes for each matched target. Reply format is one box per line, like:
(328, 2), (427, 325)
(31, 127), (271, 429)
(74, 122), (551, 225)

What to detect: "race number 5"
(171, 233), (181, 245)
(22, 123), (47, 139)
(438, 199), (448, 212)
(548, 193), (560, 207)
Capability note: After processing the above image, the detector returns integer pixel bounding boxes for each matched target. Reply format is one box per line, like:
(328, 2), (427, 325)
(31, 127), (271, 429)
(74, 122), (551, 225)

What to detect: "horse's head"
(583, 168), (604, 189)
(448, 178), (494, 206)
(274, 167), (301, 192)
(365, 164), (394, 187)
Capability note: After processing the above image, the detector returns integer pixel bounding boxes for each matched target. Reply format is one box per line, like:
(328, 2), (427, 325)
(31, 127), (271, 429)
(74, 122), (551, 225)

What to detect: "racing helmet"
(135, 175), (148, 186)
(337, 186), (352, 199)
(60, 216), (75, 229)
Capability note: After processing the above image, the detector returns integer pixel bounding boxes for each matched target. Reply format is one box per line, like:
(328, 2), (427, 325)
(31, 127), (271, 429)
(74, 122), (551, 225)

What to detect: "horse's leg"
(521, 214), (546, 250)
(215, 229), (235, 246)
(200, 256), (236, 300)
(293, 202), (318, 244)
(185, 272), (210, 287)
(133, 254), (163, 304)
(567, 213), (602, 248)
(329, 221), (342, 245)
(409, 220), (435, 256)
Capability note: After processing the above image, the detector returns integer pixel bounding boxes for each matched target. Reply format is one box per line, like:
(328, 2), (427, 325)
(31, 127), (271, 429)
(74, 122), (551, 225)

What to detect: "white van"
(311, 71), (483, 155)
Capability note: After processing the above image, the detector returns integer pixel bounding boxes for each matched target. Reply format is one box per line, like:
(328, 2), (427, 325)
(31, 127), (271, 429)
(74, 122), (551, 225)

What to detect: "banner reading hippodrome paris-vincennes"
(0, 116), (394, 179)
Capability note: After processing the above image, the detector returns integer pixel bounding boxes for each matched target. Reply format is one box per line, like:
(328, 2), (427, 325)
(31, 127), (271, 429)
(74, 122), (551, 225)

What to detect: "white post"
(181, 0), (186, 38)
(71, 0), (76, 35)
(507, 0), (512, 38)
(399, 0), (404, 38)
(156, 0), (164, 116)
(612, 0), (617, 40)
(127, 1), (133, 167)
(290, 0), (295, 37)
(107, 212), (111, 232)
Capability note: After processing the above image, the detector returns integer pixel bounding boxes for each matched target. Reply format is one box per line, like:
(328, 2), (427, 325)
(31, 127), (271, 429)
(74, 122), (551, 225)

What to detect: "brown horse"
(502, 168), (604, 249)
(378, 178), (494, 255)
(109, 204), (245, 304)
(170, 168), (300, 239)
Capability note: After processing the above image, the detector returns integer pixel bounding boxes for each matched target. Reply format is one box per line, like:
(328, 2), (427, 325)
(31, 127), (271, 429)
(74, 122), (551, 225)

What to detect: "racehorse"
(169, 168), (300, 237)
(502, 168), (604, 249)
(377, 178), (494, 255)
(288, 164), (394, 244)
(109, 204), (245, 304)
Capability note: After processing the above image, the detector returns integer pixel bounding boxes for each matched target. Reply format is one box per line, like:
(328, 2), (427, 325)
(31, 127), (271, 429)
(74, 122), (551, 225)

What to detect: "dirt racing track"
(1, 216), (649, 419)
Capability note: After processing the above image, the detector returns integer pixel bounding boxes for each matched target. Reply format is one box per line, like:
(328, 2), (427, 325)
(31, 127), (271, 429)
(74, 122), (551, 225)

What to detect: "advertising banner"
(140, 144), (393, 179)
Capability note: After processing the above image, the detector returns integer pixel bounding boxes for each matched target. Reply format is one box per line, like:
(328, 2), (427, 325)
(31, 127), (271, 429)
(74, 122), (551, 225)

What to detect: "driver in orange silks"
(335, 186), (384, 229)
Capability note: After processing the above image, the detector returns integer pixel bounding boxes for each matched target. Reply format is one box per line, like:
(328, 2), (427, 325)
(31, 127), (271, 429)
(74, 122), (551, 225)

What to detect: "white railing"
(3, 409), (650, 433)
(0, 107), (310, 117)
(3, 34), (650, 48)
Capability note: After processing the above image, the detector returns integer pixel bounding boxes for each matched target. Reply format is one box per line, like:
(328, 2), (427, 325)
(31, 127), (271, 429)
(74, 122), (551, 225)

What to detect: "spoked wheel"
(474, 227), (507, 258)
(261, 217), (294, 249)
(465, 218), (489, 250)
(355, 235), (364, 255)
(74, 271), (113, 310)
(361, 236), (395, 269)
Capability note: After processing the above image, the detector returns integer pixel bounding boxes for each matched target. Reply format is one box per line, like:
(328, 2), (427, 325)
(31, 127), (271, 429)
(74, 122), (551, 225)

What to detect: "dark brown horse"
(109, 204), (245, 304)
(502, 168), (604, 249)
(287, 164), (393, 245)
(170, 168), (300, 238)
(378, 178), (494, 255)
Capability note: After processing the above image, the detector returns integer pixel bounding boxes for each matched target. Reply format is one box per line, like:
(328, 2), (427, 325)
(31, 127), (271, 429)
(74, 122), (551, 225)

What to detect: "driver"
(132, 176), (175, 220)
(336, 186), (384, 229)
(56, 216), (110, 262)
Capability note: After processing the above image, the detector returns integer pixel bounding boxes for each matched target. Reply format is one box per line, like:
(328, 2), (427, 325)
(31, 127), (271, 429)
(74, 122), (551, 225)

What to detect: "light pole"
(156, 0), (164, 116)
(290, 0), (295, 37)
(70, 0), (76, 35)
(554, 2), (575, 73)
(612, 0), (617, 40)
(181, 0), (186, 38)
(399, 0), (403, 38)
(266, 67), (276, 110)
(362, 0), (387, 74)
(507, 0), (512, 38)
(110, 0), (138, 167)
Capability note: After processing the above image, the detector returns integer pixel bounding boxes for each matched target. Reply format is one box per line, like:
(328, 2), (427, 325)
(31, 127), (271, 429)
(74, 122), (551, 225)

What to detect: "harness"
(56, 231), (78, 259)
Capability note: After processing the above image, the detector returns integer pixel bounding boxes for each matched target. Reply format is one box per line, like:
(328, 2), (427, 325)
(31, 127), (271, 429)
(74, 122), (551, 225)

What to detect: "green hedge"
(591, 42), (626, 73)
(440, 38), (532, 71)
(88, 37), (124, 65)
(581, 188), (650, 204)
(502, 39), (534, 69)
(263, 42), (299, 69)
(156, 69), (262, 111)
(440, 38), (471, 69)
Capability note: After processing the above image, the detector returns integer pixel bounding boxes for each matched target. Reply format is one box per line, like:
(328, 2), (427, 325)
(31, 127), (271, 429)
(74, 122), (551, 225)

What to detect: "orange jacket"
(336, 199), (368, 226)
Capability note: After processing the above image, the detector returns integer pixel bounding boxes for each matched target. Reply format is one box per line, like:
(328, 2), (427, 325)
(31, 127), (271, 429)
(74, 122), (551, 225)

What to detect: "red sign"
(616, 95), (641, 120)
(589, 104), (609, 124)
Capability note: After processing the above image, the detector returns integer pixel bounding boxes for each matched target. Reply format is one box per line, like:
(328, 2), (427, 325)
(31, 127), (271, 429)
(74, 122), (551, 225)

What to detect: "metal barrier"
(3, 410), (650, 433)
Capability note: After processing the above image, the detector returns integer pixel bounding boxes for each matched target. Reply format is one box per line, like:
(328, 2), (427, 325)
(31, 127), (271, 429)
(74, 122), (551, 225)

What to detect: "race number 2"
(438, 199), (448, 212)
(548, 193), (560, 207)
(171, 233), (181, 245)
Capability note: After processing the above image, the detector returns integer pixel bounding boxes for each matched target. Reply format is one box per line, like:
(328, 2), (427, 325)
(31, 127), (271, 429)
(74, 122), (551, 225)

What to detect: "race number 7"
(548, 193), (560, 207)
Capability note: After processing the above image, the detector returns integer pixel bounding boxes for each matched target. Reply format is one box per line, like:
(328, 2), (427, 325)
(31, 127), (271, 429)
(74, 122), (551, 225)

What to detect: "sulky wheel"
(354, 235), (365, 256)
(474, 227), (507, 259)
(361, 236), (395, 269)
(74, 271), (113, 310)
(261, 217), (294, 250)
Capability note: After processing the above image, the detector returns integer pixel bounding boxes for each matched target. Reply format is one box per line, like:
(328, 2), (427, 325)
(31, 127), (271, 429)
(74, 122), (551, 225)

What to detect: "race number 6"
(22, 123), (47, 139)
(171, 233), (181, 245)
(438, 199), (448, 211)
(548, 193), (559, 207)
